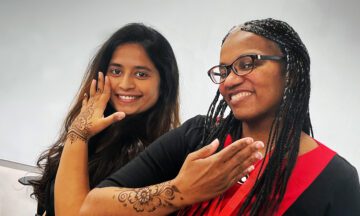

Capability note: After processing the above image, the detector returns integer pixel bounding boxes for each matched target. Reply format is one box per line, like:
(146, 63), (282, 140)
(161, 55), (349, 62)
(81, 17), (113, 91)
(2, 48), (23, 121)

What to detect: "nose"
(115, 74), (136, 90)
(222, 69), (245, 89)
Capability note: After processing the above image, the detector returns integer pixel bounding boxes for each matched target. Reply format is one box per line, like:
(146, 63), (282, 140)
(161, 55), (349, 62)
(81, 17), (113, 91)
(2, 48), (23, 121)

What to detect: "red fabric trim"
(218, 153), (269, 216)
(275, 142), (336, 215)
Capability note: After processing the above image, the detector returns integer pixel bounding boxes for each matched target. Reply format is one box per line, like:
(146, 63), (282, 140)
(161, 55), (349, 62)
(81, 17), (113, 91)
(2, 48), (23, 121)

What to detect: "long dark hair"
(197, 18), (312, 215)
(30, 23), (180, 209)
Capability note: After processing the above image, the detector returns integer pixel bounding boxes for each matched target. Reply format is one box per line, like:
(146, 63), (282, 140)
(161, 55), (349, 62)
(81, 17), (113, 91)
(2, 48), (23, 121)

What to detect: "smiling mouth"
(230, 91), (253, 104)
(116, 94), (141, 103)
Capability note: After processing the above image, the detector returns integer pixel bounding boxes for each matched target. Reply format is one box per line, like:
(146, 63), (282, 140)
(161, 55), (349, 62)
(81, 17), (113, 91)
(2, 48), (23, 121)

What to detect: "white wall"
(0, 160), (38, 215)
(1, 0), (359, 173)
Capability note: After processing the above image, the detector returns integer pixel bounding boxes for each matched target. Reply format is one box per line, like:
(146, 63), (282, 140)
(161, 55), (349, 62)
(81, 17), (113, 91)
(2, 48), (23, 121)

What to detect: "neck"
(241, 116), (277, 155)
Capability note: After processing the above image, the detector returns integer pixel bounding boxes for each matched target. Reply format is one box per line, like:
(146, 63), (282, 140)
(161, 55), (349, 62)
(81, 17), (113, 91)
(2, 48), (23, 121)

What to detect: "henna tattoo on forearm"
(67, 100), (95, 143)
(114, 182), (183, 213)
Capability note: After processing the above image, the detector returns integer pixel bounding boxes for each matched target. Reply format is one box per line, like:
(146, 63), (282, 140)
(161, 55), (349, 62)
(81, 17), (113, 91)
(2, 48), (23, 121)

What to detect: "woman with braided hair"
(78, 18), (360, 215)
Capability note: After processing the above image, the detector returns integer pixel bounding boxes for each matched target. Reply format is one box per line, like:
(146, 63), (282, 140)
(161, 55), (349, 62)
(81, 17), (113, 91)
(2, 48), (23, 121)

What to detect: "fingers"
(224, 141), (263, 185)
(187, 139), (219, 161)
(81, 93), (88, 111)
(86, 72), (111, 107)
(90, 72), (105, 97)
(232, 165), (255, 185)
(90, 79), (96, 97)
(229, 141), (264, 167)
(97, 72), (104, 93)
(228, 156), (258, 185)
(211, 137), (253, 162)
(91, 112), (126, 135)
(103, 75), (111, 95)
(102, 111), (126, 126)
(100, 75), (111, 102)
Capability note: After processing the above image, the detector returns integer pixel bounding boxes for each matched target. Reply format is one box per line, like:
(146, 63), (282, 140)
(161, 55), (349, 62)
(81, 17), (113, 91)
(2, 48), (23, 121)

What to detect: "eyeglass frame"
(207, 54), (284, 84)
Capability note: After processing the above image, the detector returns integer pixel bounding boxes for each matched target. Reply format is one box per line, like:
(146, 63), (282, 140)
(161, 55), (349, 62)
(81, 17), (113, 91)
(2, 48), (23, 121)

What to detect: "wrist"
(170, 178), (192, 208)
(67, 129), (89, 143)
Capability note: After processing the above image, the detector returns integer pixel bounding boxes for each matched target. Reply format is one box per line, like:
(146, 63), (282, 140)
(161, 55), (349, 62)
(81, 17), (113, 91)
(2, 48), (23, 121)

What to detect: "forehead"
(111, 43), (155, 67)
(112, 43), (147, 59)
(220, 30), (281, 63)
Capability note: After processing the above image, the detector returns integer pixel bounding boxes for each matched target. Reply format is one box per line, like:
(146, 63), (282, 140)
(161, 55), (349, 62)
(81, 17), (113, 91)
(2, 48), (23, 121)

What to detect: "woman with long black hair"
(29, 23), (180, 216)
(78, 18), (359, 215)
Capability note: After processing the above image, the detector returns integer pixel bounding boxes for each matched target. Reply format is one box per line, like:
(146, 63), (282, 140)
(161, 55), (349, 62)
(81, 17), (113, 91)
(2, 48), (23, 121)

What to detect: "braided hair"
(198, 18), (313, 215)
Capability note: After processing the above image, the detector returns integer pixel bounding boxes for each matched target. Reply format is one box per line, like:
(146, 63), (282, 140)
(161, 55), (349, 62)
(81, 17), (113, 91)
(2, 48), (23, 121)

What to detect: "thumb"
(191, 139), (219, 160)
(102, 112), (126, 127)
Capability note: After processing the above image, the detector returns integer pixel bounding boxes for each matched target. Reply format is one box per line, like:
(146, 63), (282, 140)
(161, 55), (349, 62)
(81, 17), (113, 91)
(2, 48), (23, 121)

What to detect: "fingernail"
(208, 139), (218, 148)
(255, 141), (264, 149)
(255, 152), (263, 160)
(213, 139), (219, 146)
(247, 165), (255, 173)
(246, 137), (253, 144)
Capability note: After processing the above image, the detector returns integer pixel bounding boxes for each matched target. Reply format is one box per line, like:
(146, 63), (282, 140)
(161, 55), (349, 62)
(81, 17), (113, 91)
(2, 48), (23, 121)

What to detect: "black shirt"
(98, 115), (360, 215)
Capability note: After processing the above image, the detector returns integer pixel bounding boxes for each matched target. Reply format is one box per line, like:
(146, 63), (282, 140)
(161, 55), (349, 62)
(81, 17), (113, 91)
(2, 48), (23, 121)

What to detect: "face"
(106, 43), (160, 116)
(218, 30), (285, 122)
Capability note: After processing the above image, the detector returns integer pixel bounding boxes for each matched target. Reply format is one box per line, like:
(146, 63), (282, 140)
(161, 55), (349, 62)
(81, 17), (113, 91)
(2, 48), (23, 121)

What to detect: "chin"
(121, 110), (138, 116)
(231, 109), (260, 122)
(112, 106), (135, 115)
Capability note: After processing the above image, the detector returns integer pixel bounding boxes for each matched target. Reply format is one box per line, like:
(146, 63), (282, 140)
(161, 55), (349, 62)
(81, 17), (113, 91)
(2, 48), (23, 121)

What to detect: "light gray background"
(1, 0), (359, 173)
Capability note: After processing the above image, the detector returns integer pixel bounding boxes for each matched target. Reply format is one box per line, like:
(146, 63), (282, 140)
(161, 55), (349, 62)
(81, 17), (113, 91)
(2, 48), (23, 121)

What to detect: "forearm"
(54, 132), (90, 216)
(80, 181), (187, 216)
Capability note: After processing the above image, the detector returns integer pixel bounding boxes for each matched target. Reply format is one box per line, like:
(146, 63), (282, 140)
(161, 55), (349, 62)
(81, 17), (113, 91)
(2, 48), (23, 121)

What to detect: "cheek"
(153, 82), (161, 101)
(143, 80), (160, 102)
(106, 77), (117, 95)
(259, 75), (285, 105)
(218, 84), (226, 99)
(108, 78), (117, 104)
(108, 78), (116, 89)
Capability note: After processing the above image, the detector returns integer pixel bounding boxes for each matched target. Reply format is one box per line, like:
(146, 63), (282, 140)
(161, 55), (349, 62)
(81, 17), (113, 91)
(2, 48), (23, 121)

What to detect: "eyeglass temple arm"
(256, 55), (283, 60)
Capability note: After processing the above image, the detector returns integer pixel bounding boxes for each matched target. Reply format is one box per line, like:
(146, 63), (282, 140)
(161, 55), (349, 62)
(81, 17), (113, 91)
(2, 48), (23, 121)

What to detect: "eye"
(238, 61), (254, 70)
(219, 67), (228, 79)
(108, 68), (122, 76)
(135, 71), (149, 79)
(234, 56), (254, 71)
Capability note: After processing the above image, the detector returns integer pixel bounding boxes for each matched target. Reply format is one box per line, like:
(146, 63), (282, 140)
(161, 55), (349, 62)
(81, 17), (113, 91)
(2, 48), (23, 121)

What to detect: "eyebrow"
(219, 53), (259, 65)
(108, 63), (152, 71)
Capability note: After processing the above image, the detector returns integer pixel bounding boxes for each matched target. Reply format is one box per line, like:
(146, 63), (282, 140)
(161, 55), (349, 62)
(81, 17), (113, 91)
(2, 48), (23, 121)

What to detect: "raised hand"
(68, 72), (125, 142)
(172, 137), (263, 205)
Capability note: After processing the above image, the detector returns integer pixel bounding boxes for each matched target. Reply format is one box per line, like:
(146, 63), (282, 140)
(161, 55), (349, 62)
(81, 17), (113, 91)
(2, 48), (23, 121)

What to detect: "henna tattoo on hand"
(114, 182), (183, 212)
(67, 100), (95, 143)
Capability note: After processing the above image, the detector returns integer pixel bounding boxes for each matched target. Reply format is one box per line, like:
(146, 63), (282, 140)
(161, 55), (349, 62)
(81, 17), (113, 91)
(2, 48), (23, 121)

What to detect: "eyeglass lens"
(210, 56), (254, 83)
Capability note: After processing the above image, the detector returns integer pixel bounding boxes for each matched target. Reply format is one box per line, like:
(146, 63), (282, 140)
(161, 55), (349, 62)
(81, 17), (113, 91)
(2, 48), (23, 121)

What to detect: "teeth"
(231, 92), (252, 102)
(118, 95), (138, 100)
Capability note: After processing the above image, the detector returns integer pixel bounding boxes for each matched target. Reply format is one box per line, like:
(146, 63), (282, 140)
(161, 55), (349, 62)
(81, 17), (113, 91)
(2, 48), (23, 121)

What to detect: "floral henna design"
(114, 182), (182, 212)
(68, 100), (95, 143)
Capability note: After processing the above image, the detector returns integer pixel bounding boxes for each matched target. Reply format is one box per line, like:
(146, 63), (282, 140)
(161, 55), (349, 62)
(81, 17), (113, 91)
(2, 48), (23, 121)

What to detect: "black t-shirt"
(98, 115), (360, 215)
(98, 115), (205, 188)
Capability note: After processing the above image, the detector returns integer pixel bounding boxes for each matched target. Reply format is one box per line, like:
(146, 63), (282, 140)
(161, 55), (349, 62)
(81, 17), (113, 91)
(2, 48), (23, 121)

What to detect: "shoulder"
(288, 144), (360, 214)
(327, 154), (359, 184)
(316, 144), (360, 199)
(313, 141), (358, 183)
(154, 115), (205, 141)
(315, 140), (358, 180)
(166, 115), (205, 144)
(179, 115), (206, 132)
(323, 154), (360, 213)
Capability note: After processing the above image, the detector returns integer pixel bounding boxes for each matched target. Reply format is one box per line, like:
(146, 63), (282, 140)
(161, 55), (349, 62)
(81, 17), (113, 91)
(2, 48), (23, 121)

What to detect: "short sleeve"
(97, 115), (205, 188)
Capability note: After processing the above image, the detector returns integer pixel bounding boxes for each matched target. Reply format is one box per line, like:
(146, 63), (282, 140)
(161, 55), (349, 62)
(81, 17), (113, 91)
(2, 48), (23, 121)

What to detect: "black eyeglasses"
(207, 54), (283, 84)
